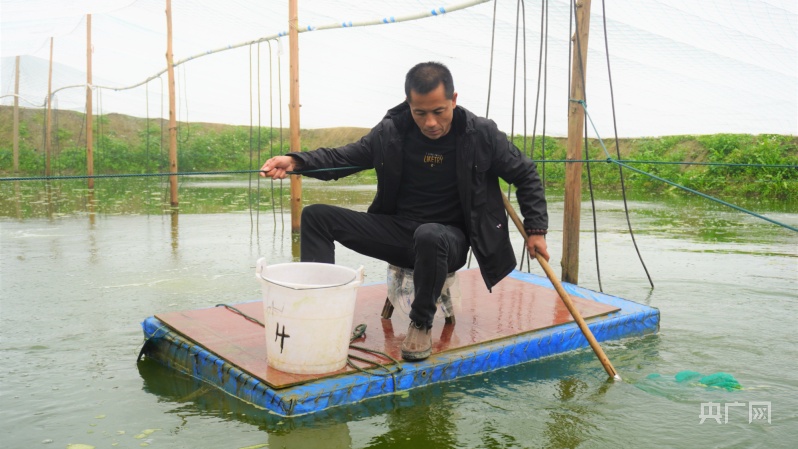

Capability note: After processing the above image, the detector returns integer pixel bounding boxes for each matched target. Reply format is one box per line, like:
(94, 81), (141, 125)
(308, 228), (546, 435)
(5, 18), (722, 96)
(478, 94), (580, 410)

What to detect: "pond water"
(1, 175), (796, 448)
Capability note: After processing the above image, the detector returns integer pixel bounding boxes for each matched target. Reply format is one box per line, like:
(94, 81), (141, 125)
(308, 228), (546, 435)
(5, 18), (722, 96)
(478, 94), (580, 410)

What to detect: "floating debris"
(134, 428), (161, 439)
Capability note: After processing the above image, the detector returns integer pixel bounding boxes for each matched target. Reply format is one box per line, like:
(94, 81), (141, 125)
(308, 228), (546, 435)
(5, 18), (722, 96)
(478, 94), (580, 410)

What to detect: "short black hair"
(404, 62), (455, 100)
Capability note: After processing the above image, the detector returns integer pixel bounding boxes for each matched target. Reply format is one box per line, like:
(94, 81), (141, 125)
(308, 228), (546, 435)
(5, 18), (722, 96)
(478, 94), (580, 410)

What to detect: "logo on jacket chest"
(423, 152), (444, 167)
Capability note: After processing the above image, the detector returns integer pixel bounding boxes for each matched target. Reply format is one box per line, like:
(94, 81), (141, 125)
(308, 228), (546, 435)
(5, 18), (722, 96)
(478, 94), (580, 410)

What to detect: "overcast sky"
(2, 0), (796, 137)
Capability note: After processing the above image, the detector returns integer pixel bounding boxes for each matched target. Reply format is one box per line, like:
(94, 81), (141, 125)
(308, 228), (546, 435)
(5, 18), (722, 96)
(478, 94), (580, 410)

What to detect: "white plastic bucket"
(255, 258), (364, 374)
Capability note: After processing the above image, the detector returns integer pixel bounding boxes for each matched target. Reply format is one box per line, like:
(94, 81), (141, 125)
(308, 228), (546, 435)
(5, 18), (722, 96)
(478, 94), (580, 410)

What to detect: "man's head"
(405, 62), (458, 139)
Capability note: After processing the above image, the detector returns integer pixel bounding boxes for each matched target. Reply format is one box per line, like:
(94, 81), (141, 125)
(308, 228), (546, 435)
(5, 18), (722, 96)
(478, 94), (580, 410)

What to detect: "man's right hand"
(259, 156), (297, 179)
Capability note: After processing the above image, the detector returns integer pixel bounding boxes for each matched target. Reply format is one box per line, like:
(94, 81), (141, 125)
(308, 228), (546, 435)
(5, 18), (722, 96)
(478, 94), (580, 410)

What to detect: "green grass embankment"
(1, 106), (796, 198)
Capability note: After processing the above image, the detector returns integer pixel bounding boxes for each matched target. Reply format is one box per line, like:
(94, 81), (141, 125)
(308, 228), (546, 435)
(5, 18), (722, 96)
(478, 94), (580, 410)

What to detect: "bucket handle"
(256, 258), (364, 291)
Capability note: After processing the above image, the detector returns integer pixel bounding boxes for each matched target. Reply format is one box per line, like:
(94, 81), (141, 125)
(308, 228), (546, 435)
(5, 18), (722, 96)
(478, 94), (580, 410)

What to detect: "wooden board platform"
(154, 269), (619, 389)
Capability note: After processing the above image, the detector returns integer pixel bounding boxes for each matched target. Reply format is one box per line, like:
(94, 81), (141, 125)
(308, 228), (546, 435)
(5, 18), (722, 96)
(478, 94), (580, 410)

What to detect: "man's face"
(408, 83), (458, 140)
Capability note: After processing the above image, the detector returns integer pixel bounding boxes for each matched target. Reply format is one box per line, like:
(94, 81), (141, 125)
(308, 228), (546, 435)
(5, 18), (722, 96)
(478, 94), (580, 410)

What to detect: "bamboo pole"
(562, 0), (592, 285)
(288, 0), (302, 232)
(502, 192), (620, 381)
(45, 38), (54, 177)
(13, 56), (20, 173)
(165, 0), (179, 207)
(86, 14), (94, 189)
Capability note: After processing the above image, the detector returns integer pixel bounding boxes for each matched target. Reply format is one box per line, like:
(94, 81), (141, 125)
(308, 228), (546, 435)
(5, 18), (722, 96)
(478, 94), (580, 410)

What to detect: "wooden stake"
(86, 14), (94, 189)
(45, 37), (54, 177)
(165, 0), (178, 207)
(13, 56), (20, 173)
(562, 0), (592, 284)
(288, 0), (302, 232)
(502, 192), (620, 381)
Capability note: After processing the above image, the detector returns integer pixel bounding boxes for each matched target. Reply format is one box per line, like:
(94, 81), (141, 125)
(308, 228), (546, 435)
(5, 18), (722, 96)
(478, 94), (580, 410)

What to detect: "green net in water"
(674, 370), (702, 383)
(636, 371), (742, 398)
(698, 372), (741, 391)
(647, 370), (742, 391)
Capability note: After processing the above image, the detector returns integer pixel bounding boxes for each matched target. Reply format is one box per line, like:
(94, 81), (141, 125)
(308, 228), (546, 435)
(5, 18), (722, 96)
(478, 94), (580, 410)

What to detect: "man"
(260, 62), (548, 361)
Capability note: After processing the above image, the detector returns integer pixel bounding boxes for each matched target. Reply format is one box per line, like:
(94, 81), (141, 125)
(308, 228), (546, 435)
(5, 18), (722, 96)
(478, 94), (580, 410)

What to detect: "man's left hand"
(527, 234), (549, 262)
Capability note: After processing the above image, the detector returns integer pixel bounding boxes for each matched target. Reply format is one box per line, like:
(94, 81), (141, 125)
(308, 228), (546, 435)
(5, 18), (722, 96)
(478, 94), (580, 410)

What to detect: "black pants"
(301, 204), (469, 328)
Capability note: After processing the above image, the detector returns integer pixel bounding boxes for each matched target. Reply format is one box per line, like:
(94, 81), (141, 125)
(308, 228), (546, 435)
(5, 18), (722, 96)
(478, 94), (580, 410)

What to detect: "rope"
(4, 159), (792, 177)
(541, 0), (550, 184)
(53, 97), (61, 176)
(584, 115), (603, 292)
(268, 41), (277, 228)
(97, 89), (104, 175)
(574, 99), (798, 233)
(347, 324), (403, 382)
(145, 82), (151, 177)
(277, 50), (285, 230)
(485, 0), (498, 118)
(508, 0), (525, 272)
(215, 304), (265, 327)
(177, 65), (191, 145)
(137, 324), (170, 362)
(473, 0), (500, 270)
(509, 0), (522, 141)
(599, 0), (654, 289)
(520, 0), (550, 274)
(256, 41), (264, 236)
(248, 44), (255, 231)
(615, 162), (798, 232)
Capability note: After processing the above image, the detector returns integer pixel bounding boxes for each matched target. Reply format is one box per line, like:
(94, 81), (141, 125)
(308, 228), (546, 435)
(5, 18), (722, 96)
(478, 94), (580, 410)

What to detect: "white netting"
(1, 0), (796, 136)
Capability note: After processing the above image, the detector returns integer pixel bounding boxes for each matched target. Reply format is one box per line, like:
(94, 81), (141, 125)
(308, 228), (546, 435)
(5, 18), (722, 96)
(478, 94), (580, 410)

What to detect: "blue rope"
(3, 159), (792, 183)
(610, 160), (796, 169)
(573, 99), (797, 233)
(533, 159), (795, 168)
(614, 161), (797, 232)
(0, 166), (363, 182)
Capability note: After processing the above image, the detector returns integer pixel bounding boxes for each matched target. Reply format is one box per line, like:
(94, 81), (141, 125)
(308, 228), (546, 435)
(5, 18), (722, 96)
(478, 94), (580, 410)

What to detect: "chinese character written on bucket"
(699, 401), (772, 424)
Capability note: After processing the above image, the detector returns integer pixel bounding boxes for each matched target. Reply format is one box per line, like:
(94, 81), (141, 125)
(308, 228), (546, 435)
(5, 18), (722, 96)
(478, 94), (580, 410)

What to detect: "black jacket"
(289, 102), (548, 290)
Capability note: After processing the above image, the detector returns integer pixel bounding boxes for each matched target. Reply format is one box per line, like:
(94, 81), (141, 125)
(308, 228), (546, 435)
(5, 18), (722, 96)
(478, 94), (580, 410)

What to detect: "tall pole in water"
(562, 0), (592, 285)
(165, 0), (179, 207)
(288, 0), (302, 232)
(86, 14), (94, 189)
(45, 37), (54, 177)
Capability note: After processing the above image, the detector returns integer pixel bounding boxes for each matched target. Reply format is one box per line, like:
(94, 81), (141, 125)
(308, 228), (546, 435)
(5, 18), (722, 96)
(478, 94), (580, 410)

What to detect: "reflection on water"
(0, 176), (377, 218)
(171, 209), (179, 256)
(0, 177), (262, 217)
(1, 176), (796, 449)
(2, 176), (793, 247)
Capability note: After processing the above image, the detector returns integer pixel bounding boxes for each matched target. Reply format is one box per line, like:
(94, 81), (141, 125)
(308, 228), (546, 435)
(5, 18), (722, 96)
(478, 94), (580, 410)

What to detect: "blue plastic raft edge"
(140, 270), (660, 417)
